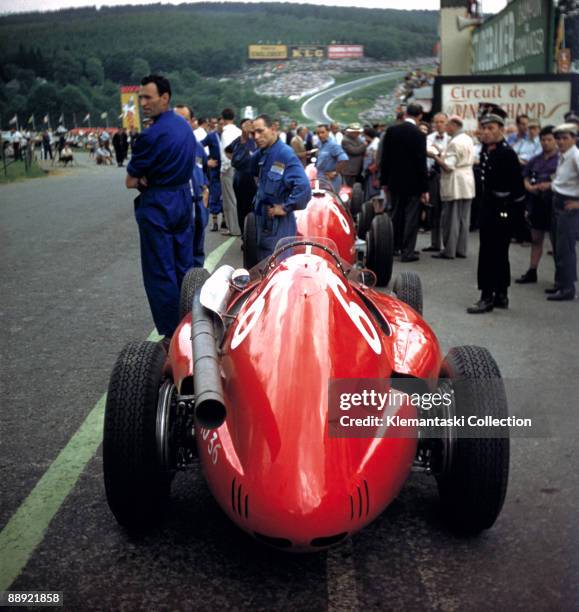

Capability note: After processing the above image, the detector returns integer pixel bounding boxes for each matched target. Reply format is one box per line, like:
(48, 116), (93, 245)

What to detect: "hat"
(345, 122), (363, 132)
(528, 119), (540, 128)
(448, 114), (464, 126)
(563, 112), (579, 125)
(553, 123), (578, 136)
(478, 103), (508, 126)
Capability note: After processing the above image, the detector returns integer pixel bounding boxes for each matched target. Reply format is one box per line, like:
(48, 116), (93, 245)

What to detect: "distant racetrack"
(301, 71), (405, 124)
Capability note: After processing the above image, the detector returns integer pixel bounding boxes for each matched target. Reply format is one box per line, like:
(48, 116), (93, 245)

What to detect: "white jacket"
(440, 131), (475, 202)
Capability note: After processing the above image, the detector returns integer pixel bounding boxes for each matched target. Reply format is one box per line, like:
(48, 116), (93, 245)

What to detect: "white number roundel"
(329, 202), (351, 235)
(230, 257), (381, 354)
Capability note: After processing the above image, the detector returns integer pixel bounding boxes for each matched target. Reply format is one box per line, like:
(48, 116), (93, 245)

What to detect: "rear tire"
(393, 271), (423, 314)
(103, 341), (171, 531)
(366, 214), (394, 287)
(357, 200), (375, 239)
(179, 267), (210, 322)
(243, 212), (259, 269)
(436, 346), (510, 533)
(351, 182), (364, 217)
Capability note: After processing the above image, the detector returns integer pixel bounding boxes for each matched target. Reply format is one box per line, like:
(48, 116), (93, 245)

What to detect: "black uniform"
(477, 140), (525, 298)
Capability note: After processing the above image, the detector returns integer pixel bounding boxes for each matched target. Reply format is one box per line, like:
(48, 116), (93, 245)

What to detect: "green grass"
(327, 75), (401, 125)
(0, 159), (47, 184)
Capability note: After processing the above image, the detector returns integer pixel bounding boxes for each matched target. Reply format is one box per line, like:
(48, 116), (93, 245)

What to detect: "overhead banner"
(327, 45), (364, 60)
(120, 86), (141, 132)
(440, 80), (572, 131)
(471, 0), (553, 74)
(248, 45), (288, 60)
(290, 45), (325, 59)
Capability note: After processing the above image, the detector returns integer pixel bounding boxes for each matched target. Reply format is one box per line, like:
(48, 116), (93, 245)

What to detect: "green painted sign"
(471, 0), (554, 75)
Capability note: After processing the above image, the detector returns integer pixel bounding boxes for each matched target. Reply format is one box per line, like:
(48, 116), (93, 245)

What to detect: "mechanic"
(231, 118), (258, 238)
(174, 104), (210, 267)
(201, 123), (223, 233)
(467, 104), (525, 314)
(315, 124), (349, 192)
(126, 75), (196, 346)
(249, 114), (312, 261)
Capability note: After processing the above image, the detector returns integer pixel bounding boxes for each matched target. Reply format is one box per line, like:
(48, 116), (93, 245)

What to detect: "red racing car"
(244, 165), (394, 286)
(103, 238), (510, 551)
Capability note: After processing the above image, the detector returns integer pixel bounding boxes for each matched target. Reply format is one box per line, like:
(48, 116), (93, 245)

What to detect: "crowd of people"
(125, 73), (578, 345)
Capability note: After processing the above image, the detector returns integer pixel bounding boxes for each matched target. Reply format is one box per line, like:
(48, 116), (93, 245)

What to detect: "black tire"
(366, 213), (394, 287)
(436, 346), (510, 534)
(357, 200), (375, 239)
(243, 212), (259, 269)
(393, 271), (423, 314)
(179, 267), (210, 322)
(103, 341), (170, 531)
(350, 182), (364, 217)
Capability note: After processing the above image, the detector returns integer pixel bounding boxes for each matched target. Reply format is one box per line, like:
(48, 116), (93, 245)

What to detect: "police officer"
(201, 124), (223, 232)
(174, 104), (210, 267)
(126, 75), (196, 345)
(249, 114), (311, 261)
(315, 124), (348, 192)
(467, 105), (525, 314)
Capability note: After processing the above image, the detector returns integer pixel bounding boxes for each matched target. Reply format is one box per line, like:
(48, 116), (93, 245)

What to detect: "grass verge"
(0, 160), (47, 184)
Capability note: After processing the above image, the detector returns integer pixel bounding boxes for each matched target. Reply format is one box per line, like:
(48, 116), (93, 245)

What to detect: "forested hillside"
(0, 2), (437, 127)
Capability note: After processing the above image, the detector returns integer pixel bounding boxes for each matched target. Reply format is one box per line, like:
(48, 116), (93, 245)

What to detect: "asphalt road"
(1, 159), (578, 611)
(301, 72), (405, 124)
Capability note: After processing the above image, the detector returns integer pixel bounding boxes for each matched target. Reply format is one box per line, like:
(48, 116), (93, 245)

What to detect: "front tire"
(436, 346), (510, 533)
(357, 200), (375, 239)
(366, 213), (394, 287)
(393, 271), (423, 315)
(243, 212), (259, 269)
(103, 341), (171, 531)
(179, 267), (210, 322)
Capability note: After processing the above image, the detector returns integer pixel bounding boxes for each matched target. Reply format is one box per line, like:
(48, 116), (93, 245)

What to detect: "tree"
(52, 50), (83, 85)
(59, 84), (91, 116)
(130, 58), (151, 83)
(85, 57), (104, 86)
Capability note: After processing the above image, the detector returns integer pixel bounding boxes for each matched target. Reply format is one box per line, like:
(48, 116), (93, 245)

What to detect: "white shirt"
(552, 146), (579, 198)
(11, 131), (22, 143)
(194, 126), (207, 142)
(220, 123), (242, 173)
(331, 131), (343, 146)
(427, 131), (449, 172)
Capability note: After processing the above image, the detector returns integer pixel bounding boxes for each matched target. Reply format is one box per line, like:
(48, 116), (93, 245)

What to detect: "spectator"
(125, 74), (196, 347)
(315, 124), (349, 192)
(528, 120), (542, 157)
(42, 131), (53, 160)
(430, 115), (475, 259)
(60, 143), (74, 166)
(508, 114), (536, 165)
(11, 128), (22, 160)
(362, 126), (380, 199)
(286, 120), (298, 146)
(96, 145), (112, 165)
(219, 107), (242, 236)
(467, 105), (525, 314)
(330, 122), (343, 145)
(515, 126), (558, 285)
(340, 123), (366, 187)
(424, 112), (449, 253)
(380, 103), (429, 262)
(291, 126), (308, 166)
(201, 124), (223, 232)
(418, 122), (430, 136)
(231, 118), (258, 236)
(112, 128), (129, 167)
(546, 123), (579, 301)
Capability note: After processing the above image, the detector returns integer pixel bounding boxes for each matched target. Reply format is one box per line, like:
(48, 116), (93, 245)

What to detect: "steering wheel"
(264, 240), (347, 276)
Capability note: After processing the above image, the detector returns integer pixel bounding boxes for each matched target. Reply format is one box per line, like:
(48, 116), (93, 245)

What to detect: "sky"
(0, 0), (508, 16)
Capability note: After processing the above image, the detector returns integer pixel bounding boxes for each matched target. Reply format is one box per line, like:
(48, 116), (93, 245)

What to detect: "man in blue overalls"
(250, 114), (311, 261)
(315, 123), (349, 192)
(126, 75), (196, 345)
(175, 105), (209, 267)
(201, 127), (223, 232)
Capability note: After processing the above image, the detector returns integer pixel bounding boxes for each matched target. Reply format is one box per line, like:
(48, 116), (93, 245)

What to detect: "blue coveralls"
(127, 110), (196, 337)
(191, 141), (209, 267)
(201, 131), (222, 215)
(316, 138), (348, 192)
(250, 138), (311, 261)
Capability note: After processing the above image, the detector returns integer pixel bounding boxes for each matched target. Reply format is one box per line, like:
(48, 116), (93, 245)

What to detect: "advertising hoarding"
(327, 45), (364, 60)
(471, 0), (553, 74)
(434, 75), (578, 132)
(248, 45), (288, 60)
(120, 86), (141, 132)
(290, 45), (325, 59)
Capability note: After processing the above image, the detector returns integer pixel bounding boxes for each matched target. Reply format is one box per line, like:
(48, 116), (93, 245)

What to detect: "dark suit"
(380, 120), (428, 258)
